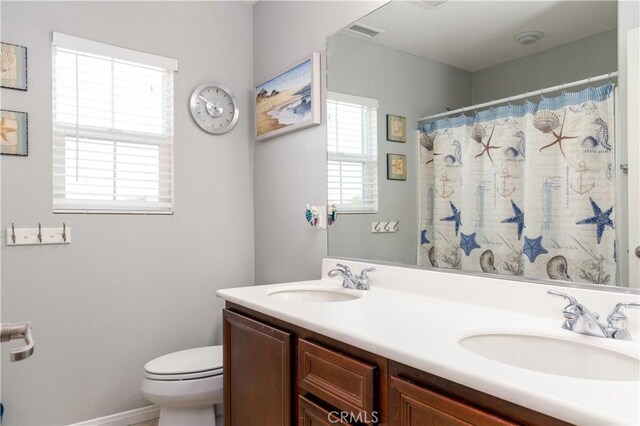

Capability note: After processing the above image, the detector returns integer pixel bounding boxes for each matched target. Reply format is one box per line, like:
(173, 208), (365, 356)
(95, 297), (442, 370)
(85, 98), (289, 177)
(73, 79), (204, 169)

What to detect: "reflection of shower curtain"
(419, 84), (616, 285)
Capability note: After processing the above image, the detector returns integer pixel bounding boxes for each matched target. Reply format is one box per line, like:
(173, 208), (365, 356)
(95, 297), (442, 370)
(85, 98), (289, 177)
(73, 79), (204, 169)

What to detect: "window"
(327, 92), (378, 213)
(52, 33), (177, 213)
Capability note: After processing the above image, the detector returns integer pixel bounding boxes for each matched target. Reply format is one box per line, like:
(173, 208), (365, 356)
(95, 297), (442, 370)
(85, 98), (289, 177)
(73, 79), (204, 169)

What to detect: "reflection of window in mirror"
(327, 92), (378, 214)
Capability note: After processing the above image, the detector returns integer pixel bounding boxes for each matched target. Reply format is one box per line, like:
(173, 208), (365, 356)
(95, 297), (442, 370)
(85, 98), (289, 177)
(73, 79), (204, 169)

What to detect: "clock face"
(189, 83), (239, 134)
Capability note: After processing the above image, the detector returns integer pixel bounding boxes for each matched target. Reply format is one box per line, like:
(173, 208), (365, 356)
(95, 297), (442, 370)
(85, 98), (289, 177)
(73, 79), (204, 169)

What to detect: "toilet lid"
(144, 346), (223, 379)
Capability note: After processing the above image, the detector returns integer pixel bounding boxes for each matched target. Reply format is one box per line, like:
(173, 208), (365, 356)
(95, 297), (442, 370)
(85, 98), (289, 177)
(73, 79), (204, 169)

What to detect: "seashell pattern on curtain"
(419, 83), (616, 285)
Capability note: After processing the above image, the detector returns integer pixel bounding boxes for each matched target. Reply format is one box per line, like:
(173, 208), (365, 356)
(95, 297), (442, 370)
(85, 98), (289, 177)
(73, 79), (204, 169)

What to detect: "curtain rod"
(418, 71), (618, 123)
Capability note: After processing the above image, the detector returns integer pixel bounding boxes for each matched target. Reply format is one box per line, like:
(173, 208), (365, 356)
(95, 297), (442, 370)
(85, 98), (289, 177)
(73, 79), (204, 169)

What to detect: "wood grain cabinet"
(223, 309), (292, 426)
(390, 376), (516, 426)
(298, 339), (377, 421)
(299, 396), (352, 426)
(223, 304), (569, 426)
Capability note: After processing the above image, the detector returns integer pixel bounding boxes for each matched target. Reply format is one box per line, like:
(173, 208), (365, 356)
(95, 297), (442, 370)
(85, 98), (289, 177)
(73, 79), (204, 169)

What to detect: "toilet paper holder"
(0, 322), (34, 362)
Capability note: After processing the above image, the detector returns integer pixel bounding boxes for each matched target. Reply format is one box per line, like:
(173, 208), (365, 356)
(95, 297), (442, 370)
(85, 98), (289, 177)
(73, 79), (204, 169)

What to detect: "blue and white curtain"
(419, 84), (616, 285)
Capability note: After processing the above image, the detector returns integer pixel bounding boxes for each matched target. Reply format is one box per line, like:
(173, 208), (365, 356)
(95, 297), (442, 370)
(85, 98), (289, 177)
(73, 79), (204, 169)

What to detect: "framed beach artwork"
(1, 42), (27, 91)
(387, 114), (406, 143)
(255, 52), (321, 141)
(1, 110), (28, 156)
(387, 153), (407, 181)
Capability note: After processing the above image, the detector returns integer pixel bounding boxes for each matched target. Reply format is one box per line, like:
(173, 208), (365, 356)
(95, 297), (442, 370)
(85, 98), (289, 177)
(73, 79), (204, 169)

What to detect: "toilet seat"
(144, 346), (223, 381)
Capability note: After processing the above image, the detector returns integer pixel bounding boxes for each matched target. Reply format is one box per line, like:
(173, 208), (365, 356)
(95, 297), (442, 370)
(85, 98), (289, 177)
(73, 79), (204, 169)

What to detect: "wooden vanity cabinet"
(298, 338), (377, 421)
(224, 304), (387, 425)
(388, 362), (571, 426)
(223, 303), (571, 426)
(389, 376), (516, 426)
(223, 309), (292, 426)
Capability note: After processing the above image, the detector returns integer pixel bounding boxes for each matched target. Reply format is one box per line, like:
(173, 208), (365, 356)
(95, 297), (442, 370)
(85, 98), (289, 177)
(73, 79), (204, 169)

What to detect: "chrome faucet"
(328, 264), (375, 290)
(548, 289), (640, 340)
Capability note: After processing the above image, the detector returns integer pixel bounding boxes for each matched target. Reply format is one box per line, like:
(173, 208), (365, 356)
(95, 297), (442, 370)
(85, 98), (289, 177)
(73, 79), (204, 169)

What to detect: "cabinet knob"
(635, 246), (640, 259)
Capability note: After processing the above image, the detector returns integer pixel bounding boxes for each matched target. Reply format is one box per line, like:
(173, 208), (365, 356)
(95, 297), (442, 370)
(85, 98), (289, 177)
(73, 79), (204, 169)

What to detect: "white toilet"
(142, 346), (223, 426)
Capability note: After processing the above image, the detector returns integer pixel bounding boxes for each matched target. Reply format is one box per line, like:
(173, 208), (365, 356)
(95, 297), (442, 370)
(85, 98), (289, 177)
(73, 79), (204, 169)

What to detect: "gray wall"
(253, 1), (385, 284)
(0, 2), (254, 424)
(326, 33), (471, 264)
(472, 29), (617, 104)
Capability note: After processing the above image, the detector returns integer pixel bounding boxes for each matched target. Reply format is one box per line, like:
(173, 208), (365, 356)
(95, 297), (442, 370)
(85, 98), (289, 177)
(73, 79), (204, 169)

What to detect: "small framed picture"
(1, 42), (28, 91)
(387, 153), (407, 181)
(387, 114), (406, 143)
(1, 109), (28, 156)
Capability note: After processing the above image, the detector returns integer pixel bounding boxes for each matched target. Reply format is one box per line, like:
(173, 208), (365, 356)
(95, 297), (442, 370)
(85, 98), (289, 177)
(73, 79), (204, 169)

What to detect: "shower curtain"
(419, 83), (616, 285)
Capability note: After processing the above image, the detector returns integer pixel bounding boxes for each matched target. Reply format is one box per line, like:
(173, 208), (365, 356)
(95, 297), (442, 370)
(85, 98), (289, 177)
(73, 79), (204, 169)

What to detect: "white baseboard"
(69, 405), (160, 426)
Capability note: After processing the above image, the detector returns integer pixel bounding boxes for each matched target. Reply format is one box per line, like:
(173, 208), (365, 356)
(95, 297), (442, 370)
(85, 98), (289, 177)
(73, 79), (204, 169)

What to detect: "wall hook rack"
(371, 219), (399, 234)
(6, 223), (71, 246)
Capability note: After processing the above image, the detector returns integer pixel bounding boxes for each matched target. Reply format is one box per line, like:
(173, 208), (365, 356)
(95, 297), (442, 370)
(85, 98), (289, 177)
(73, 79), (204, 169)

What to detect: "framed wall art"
(1, 109), (28, 156)
(387, 153), (406, 181)
(1, 42), (27, 91)
(387, 114), (406, 143)
(255, 52), (320, 141)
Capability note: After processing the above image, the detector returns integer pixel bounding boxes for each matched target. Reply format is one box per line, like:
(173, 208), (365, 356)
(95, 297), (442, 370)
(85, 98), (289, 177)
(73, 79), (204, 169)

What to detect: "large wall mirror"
(327, 1), (640, 290)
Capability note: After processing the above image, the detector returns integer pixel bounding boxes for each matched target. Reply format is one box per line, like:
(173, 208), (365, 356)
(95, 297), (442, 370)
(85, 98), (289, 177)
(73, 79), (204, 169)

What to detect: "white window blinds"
(52, 33), (176, 214)
(327, 92), (378, 213)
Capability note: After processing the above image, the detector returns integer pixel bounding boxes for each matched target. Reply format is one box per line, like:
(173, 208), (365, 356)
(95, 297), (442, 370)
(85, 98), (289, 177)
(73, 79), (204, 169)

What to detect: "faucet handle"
(547, 289), (578, 305)
(548, 290), (583, 328)
(358, 267), (376, 278)
(335, 263), (352, 274)
(608, 302), (640, 329)
(610, 301), (640, 315)
(606, 302), (640, 339)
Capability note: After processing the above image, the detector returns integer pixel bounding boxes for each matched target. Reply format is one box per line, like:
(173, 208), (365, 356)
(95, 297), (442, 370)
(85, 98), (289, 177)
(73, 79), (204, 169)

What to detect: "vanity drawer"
(299, 395), (352, 426)
(390, 375), (516, 426)
(298, 339), (376, 419)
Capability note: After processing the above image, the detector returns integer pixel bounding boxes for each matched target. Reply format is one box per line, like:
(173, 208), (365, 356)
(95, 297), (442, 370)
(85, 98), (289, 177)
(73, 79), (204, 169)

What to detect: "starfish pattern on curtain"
(419, 84), (616, 285)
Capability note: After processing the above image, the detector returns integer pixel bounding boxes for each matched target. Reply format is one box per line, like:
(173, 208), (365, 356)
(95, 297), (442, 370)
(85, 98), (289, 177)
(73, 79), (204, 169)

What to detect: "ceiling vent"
(346, 23), (384, 38)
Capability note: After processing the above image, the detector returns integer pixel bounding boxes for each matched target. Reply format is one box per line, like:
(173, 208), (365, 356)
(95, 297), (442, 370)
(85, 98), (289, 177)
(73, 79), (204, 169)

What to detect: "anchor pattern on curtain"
(419, 84), (616, 285)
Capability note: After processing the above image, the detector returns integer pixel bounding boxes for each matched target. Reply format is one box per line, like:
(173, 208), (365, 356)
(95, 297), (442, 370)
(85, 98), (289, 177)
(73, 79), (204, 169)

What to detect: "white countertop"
(217, 259), (640, 425)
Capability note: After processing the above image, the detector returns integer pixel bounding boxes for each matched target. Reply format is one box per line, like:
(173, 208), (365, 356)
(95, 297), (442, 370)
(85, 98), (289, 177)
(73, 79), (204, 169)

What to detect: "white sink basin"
(268, 288), (362, 302)
(459, 331), (640, 381)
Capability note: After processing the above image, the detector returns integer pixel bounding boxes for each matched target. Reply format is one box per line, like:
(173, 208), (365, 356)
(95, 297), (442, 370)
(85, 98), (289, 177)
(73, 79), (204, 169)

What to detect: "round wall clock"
(189, 82), (239, 134)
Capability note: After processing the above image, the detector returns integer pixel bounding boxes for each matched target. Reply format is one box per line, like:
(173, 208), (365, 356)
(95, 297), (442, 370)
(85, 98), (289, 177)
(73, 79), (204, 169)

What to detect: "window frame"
(51, 33), (176, 214)
(327, 91), (379, 214)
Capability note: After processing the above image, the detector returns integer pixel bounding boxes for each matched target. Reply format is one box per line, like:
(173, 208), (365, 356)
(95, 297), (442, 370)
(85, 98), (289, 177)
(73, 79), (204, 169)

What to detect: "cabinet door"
(223, 309), (292, 426)
(390, 376), (516, 426)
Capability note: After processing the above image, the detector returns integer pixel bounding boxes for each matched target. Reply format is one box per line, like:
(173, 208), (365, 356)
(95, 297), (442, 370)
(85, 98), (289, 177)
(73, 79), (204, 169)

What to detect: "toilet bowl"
(142, 346), (223, 426)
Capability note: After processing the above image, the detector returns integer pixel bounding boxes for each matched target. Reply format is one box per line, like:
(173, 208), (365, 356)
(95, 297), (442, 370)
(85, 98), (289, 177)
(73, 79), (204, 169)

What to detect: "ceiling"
(351, 1), (617, 72)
